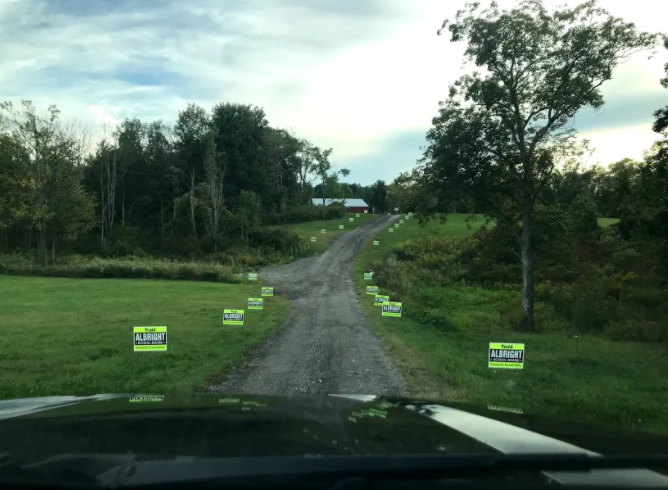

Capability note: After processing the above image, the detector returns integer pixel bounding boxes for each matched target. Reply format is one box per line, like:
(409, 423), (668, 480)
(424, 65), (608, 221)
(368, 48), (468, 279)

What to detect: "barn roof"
(311, 198), (369, 208)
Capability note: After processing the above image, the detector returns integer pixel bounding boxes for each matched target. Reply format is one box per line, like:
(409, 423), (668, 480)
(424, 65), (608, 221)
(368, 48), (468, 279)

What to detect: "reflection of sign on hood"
(310, 237), (316, 242)
(366, 286), (379, 295)
(133, 326), (167, 352)
(223, 309), (244, 325)
(373, 240), (379, 246)
(129, 395), (164, 402)
(394, 223), (399, 228)
(219, 398), (241, 404)
(356, 214), (360, 217)
(488, 405), (523, 414)
(248, 272), (258, 281)
(321, 229), (326, 233)
(248, 298), (263, 310)
(488, 343), (524, 369)
(262, 287), (273, 297)
(374, 295), (389, 306)
(339, 225), (344, 229)
(382, 302), (402, 317)
(349, 218), (354, 222)
(388, 228), (394, 233)
(364, 272), (373, 280)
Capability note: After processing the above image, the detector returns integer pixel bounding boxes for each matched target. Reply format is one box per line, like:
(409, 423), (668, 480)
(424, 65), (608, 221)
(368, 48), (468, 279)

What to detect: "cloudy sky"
(1, 0), (666, 185)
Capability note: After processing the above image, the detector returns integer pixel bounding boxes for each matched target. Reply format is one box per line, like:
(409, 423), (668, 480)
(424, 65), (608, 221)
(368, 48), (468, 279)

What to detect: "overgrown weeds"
(0, 253), (241, 284)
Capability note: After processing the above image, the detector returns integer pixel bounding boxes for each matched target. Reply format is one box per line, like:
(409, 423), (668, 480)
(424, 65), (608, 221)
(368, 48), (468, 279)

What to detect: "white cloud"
(582, 124), (662, 166)
(0, 0), (666, 181)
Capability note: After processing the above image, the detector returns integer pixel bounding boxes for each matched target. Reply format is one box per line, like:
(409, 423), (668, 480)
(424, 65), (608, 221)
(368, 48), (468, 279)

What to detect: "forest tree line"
(0, 100), (395, 264)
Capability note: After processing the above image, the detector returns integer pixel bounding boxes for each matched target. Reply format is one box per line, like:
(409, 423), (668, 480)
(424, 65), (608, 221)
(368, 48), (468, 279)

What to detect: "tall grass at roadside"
(0, 254), (241, 284)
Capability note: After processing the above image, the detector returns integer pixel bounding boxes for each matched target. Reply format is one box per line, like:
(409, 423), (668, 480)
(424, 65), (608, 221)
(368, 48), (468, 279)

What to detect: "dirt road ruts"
(208, 214), (406, 396)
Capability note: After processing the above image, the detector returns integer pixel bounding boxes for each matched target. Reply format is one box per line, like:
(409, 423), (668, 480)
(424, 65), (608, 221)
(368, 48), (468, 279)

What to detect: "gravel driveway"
(208, 214), (406, 396)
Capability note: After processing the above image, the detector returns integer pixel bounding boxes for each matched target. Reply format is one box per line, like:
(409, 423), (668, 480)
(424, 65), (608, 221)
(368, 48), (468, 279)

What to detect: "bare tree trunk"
(38, 228), (48, 266)
(520, 194), (535, 331)
(202, 141), (226, 249)
(183, 169), (198, 237)
(321, 178), (326, 217)
(160, 198), (165, 241)
(51, 228), (56, 263)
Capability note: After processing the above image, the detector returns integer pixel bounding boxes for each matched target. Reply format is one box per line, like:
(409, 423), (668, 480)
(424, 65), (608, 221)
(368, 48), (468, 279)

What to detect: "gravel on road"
(208, 214), (407, 396)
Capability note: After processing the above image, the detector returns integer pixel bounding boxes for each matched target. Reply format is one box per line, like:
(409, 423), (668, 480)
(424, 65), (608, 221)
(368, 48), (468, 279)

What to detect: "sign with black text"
(382, 302), (402, 317)
(248, 298), (264, 310)
(374, 295), (389, 307)
(488, 343), (525, 369)
(133, 326), (167, 352)
(223, 309), (245, 325)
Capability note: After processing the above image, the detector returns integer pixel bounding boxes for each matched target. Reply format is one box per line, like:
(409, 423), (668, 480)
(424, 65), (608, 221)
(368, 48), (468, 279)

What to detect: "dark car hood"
(0, 393), (666, 486)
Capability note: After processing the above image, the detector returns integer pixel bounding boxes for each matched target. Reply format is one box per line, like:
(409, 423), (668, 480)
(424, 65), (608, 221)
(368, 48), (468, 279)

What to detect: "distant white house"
(311, 198), (370, 214)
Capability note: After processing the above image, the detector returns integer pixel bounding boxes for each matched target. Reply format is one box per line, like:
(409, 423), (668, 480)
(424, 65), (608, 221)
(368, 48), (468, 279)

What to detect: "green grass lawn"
(354, 214), (668, 434)
(0, 275), (290, 399)
(598, 217), (621, 228)
(270, 213), (377, 254)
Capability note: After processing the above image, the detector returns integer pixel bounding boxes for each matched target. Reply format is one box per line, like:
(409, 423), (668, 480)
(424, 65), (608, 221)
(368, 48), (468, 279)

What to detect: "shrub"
(607, 319), (668, 343)
(263, 203), (346, 225)
(499, 297), (562, 332)
(246, 227), (305, 253)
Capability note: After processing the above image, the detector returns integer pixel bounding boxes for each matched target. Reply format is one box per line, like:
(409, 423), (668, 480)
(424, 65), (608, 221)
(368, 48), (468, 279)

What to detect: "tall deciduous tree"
(652, 36), (668, 133)
(419, 0), (656, 329)
(174, 104), (210, 238)
(0, 133), (31, 232)
(369, 180), (387, 214)
(201, 131), (228, 251)
(296, 139), (319, 192)
(1, 101), (94, 262)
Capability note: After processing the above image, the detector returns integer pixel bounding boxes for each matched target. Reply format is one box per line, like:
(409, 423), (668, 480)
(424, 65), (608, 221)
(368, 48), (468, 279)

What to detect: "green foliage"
(264, 203), (346, 225)
(418, 0), (657, 328)
(369, 180), (388, 213)
(354, 216), (668, 434)
(245, 228), (306, 253)
(0, 101), (97, 264)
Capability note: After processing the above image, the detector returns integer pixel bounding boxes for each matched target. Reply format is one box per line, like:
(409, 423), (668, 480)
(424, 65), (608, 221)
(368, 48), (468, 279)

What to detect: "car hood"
(0, 393), (666, 460)
(0, 393), (667, 488)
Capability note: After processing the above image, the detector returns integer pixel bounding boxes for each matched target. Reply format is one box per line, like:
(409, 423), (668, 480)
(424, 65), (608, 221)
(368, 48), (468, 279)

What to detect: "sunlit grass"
(0, 276), (289, 400)
(270, 213), (377, 254)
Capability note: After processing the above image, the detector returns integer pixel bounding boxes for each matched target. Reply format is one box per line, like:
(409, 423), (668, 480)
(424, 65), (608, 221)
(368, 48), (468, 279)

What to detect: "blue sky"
(0, 0), (666, 185)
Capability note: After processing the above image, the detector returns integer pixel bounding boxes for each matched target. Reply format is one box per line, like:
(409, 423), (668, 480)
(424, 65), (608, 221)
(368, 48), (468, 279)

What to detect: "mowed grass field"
(270, 213), (377, 254)
(354, 214), (668, 434)
(0, 275), (289, 399)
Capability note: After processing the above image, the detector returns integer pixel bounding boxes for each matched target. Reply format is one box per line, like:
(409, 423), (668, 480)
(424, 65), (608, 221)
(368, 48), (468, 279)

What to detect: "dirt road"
(209, 215), (406, 396)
